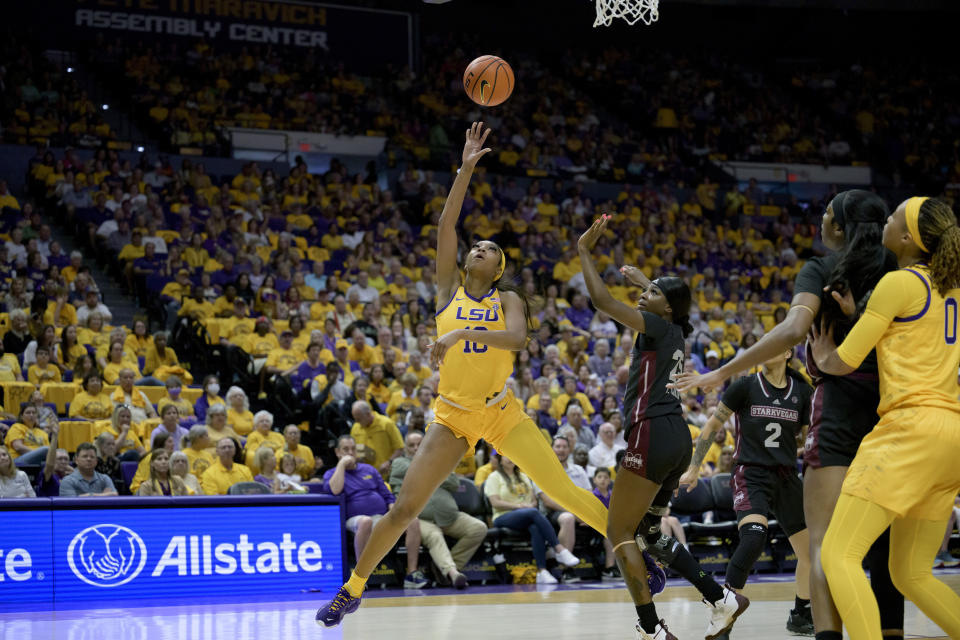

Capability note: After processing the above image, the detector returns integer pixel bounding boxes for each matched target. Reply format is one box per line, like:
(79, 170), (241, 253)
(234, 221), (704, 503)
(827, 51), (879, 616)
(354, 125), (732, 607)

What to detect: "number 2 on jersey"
(462, 326), (488, 353)
(764, 422), (782, 449)
(946, 297), (958, 345)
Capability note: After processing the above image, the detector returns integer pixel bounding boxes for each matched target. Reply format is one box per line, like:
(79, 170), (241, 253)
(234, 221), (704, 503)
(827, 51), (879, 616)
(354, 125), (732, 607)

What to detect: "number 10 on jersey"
(463, 326), (488, 353)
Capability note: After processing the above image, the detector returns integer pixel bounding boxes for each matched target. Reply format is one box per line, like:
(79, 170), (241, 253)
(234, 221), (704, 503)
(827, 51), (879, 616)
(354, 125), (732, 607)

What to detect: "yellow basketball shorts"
(842, 406), (960, 520)
(434, 388), (528, 451)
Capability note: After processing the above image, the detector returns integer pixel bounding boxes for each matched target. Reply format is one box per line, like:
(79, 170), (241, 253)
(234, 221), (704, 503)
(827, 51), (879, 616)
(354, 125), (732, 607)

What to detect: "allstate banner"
(18, 0), (412, 72)
(0, 497), (345, 607)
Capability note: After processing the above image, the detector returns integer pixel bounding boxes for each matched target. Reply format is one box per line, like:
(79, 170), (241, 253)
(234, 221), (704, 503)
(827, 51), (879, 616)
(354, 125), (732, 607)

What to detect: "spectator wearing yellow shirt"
(144, 331), (190, 383)
(498, 143), (521, 167)
(473, 449), (498, 487)
(103, 404), (146, 460)
(696, 178), (718, 214)
(347, 327), (378, 370)
(225, 386), (254, 436)
(0, 342), (23, 382)
(241, 318), (279, 358)
(45, 290), (78, 328)
(161, 268), (193, 326)
(279, 424), (315, 480)
(118, 231), (146, 263)
(28, 347), (61, 386)
(157, 375), (195, 419)
(0, 179), (19, 210)
(69, 373), (113, 420)
(183, 424), (215, 477)
(201, 437), (254, 495)
(102, 342), (141, 385)
(367, 364), (392, 407)
(263, 331), (301, 374)
(4, 405), (49, 464)
(551, 376), (594, 421)
(244, 410), (285, 473)
(406, 352), (432, 385)
(372, 326), (405, 365)
(124, 320), (152, 359)
(386, 373), (419, 423)
(350, 400), (403, 478)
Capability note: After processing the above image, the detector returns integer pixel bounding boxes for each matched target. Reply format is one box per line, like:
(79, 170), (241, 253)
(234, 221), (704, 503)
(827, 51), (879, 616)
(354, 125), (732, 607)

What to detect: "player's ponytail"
(824, 190), (898, 329)
(654, 277), (693, 338)
(916, 198), (960, 297)
(492, 244), (534, 331)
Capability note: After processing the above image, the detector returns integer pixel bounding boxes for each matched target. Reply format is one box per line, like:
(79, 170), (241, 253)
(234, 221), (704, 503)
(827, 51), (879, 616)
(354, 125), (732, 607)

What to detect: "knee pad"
(726, 522), (768, 589)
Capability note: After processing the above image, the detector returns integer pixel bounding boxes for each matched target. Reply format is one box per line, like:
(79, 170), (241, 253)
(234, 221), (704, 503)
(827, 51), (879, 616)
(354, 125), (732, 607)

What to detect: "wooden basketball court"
(4, 573), (956, 639)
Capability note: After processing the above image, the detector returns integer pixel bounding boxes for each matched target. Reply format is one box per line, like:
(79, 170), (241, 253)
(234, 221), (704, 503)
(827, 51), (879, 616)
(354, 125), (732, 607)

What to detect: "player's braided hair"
(917, 198), (960, 297)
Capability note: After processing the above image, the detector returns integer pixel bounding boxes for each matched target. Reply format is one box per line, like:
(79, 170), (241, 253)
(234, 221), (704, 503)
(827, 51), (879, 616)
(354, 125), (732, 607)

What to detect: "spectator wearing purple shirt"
(37, 427), (73, 497)
(210, 253), (240, 288)
(322, 435), (426, 587)
(291, 342), (329, 392)
(535, 393), (560, 436)
(132, 242), (164, 277)
(150, 405), (190, 451)
(565, 292), (594, 331)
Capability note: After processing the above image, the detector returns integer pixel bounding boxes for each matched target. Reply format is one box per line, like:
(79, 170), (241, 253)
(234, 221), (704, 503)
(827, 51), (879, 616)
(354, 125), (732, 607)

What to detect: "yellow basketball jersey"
(435, 286), (513, 411)
(874, 266), (960, 416)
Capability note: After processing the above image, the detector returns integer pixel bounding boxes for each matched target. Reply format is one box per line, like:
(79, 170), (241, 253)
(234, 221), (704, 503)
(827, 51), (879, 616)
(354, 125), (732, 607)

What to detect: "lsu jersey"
(435, 286), (513, 411)
(837, 265), (960, 416)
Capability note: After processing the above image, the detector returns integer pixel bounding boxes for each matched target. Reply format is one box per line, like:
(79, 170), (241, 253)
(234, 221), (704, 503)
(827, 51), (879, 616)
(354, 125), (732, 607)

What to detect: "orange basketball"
(463, 55), (514, 107)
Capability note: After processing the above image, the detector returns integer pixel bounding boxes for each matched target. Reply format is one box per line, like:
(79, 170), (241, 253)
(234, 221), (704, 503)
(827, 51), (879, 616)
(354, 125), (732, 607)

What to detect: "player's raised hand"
(808, 317), (837, 368)
(428, 329), (464, 368)
(619, 264), (652, 288)
(669, 369), (722, 394)
(462, 121), (492, 169)
(577, 215), (610, 253)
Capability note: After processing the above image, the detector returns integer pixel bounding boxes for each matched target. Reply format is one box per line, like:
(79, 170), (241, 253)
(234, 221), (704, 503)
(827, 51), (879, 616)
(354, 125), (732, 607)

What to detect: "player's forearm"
(813, 348), (855, 376)
(459, 327), (527, 351)
(577, 249), (617, 312)
(438, 166), (475, 230)
(716, 321), (802, 381)
(688, 423), (719, 471)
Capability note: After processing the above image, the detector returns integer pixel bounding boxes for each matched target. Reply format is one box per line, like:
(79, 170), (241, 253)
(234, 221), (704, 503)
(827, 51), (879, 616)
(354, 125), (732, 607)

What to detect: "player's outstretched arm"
(436, 122), (492, 308)
(671, 293), (821, 393)
(577, 215), (647, 334)
(429, 290), (527, 366)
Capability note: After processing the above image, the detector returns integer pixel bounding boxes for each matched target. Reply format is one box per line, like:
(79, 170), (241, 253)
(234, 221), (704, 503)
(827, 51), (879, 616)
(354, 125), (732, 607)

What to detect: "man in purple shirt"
(565, 292), (594, 331)
(323, 435), (428, 588)
(132, 242), (164, 277)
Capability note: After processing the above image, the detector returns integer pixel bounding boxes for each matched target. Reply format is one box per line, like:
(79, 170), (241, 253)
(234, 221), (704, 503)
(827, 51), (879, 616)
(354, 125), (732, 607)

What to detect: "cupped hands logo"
(67, 524), (147, 587)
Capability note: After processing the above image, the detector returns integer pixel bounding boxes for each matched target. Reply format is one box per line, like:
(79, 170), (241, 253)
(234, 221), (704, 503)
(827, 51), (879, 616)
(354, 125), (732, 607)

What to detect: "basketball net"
(593, 0), (659, 26)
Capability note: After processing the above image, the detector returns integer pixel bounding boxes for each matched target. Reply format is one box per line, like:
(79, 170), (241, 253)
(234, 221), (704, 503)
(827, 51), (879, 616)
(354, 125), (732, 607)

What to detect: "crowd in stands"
(0, 33), (116, 149)
(4, 25), (956, 188)
(2, 27), (958, 580)
(0, 140), (851, 581)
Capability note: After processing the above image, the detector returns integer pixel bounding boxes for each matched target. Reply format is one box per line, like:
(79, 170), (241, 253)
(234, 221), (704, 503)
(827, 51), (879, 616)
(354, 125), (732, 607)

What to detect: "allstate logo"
(67, 524), (148, 587)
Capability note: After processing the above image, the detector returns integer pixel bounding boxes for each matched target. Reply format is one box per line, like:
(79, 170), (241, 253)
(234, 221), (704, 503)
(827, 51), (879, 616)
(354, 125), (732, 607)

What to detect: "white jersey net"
(594, 0), (660, 27)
